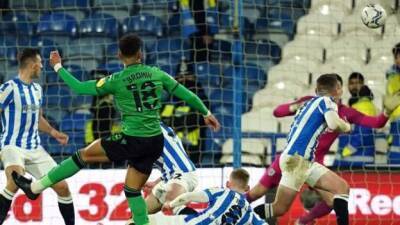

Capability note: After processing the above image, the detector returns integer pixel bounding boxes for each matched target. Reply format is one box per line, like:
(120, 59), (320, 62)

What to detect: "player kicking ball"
(133, 168), (267, 225)
(125, 123), (198, 225)
(12, 34), (220, 225)
(253, 74), (351, 225)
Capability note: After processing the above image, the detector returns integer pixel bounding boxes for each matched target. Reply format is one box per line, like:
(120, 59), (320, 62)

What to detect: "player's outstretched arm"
(163, 191), (209, 211)
(50, 51), (98, 95)
(343, 106), (388, 128)
(273, 96), (313, 117)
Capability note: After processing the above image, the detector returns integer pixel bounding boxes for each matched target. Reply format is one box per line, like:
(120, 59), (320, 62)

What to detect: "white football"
(361, 4), (387, 29)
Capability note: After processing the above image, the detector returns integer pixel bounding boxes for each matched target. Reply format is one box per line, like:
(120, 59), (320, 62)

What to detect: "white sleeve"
(169, 191), (209, 208)
(0, 82), (13, 109)
(324, 110), (351, 132)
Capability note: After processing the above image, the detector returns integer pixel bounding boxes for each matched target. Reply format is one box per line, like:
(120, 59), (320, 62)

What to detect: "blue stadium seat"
(61, 112), (92, 131)
(0, 46), (18, 65)
(63, 39), (104, 61)
(43, 85), (72, 108)
(51, 0), (90, 8)
(267, 0), (310, 8)
(210, 40), (232, 62)
(1, 13), (35, 36)
(194, 63), (222, 87)
(219, 14), (254, 38)
(37, 13), (78, 44)
(105, 43), (119, 60)
(146, 38), (191, 65)
(122, 14), (164, 38)
(167, 14), (181, 36)
(159, 64), (178, 76)
(93, 0), (133, 8)
(97, 63), (123, 73)
(64, 64), (89, 80)
(9, 0), (47, 9)
(223, 64), (267, 90)
(208, 89), (249, 114)
(72, 95), (93, 108)
(79, 13), (119, 38)
(244, 40), (281, 64)
(43, 69), (59, 84)
(62, 131), (86, 154)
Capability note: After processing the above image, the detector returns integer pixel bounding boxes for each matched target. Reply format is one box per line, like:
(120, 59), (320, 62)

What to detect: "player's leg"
(124, 166), (151, 225)
(296, 188), (333, 225)
(25, 147), (75, 225)
(165, 173), (198, 215)
(247, 156), (281, 202)
(125, 193), (163, 225)
(13, 139), (109, 197)
(307, 164), (349, 225)
(0, 147), (25, 224)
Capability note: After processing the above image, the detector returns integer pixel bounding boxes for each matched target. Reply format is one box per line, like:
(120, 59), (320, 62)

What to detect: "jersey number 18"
(126, 81), (158, 112)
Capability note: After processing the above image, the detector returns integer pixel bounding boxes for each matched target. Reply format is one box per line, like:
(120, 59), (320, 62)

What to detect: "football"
(361, 4), (387, 28)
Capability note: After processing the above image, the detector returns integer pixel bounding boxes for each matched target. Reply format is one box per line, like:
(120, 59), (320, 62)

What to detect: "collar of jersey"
(14, 77), (32, 86)
(125, 63), (142, 68)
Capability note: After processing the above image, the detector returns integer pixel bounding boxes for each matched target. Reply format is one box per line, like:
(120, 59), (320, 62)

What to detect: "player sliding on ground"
(141, 168), (267, 225)
(248, 74), (400, 225)
(253, 74), (352, 225)
(12, 34), (220, 225)
(125, 123), (199, 225)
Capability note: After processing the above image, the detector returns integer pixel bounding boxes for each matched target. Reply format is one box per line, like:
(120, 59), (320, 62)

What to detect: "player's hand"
(204, 113), (220, 132)
(49, 51), (62, 67)
(50, 129), (69, 145)
(143, 181), (157, 193)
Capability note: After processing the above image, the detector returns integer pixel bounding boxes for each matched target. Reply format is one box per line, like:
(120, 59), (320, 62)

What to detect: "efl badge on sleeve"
(96, 77), (106, 88)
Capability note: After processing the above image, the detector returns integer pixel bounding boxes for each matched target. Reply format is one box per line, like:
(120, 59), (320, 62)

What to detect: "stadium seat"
(281, 57), (321, 73)
(220, 154), (264, 166)
(1, 12), (35, 36)
(267, 0), (311, 8)
(327, 57), (364, 73)
(122, 14), (164, 38)
(146, 38), (191, 65)
(37, 13), (79, 44)
(208, 88), (250, 114)
(218, 14), (254, 38)
(296, 13), (340, 37)
(93, 0), (133, 8)
(97, 63), (123, 73)
(50, 0), (90, 21)
(64, 39), (104, 61)
(325, 37), (368, 63)
(65, 58), (98, 72)
(313, 63), (355, 84)
(159, 64), (177, 76)
(244, 39), (281, 64)
(310, 0), (352, 22)
(267, 64), (311, 86)
(252, 81), (308, 108)
(79, 13), (119, 38)
(223, 138), (269, 156)
(167, 13), (181, 36)
(43, 85), (73, 108)
(276, 116), (294, 133)
(72, 95), (93, 109)
(383, 15), (400, 37)
(340, 14), (383, 45)
(0, 45), (18, 66)
(194, 62), (222, 87)
(281, 38), (324, 62)
(222, 64), (267, 90)
(61, 112), (92, 131)
(9, 0), (47, 9)
(62, 131), (86, 154)
(242, 107), (278, 132)
(210, 39), (232, 62)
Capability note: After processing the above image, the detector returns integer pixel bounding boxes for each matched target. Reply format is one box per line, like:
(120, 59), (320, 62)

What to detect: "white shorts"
(279, 153), (329, 191)
(149, 214), (186, 225)
(152, 171), (198, 204)
(0, 145), (57, 179)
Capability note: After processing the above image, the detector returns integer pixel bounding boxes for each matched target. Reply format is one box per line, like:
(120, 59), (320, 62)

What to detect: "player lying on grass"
(133, 168), (267, 225)
(247, 74), (400, 225)
(253, 74), (352, 225)
(125, 123), (198, 225)
(12, 34), (220, 225)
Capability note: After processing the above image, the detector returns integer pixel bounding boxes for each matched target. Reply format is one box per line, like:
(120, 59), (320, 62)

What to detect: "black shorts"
(101, 133), (164, 174)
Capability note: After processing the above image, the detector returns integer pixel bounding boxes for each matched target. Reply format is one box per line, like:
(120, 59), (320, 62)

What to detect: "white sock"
(265, 203), (274, 218)
(58, 195), (73, 204)
(1, 188), (15, 201)
(31, 181), (46, 194)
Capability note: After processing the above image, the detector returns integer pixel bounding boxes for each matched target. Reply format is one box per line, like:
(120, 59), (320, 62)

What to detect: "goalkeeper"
(12, 34), (220, 225)
(247, 74), (400, 225)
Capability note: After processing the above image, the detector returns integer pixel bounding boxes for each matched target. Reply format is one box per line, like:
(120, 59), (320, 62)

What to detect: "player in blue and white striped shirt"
(146, 168), (267, 225)
(254, 74), (351, 225)
(0, 49), (75, 225)
(126, 123), (198, 224)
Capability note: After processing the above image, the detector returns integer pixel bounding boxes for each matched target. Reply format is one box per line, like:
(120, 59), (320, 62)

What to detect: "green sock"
(32, 153), (85, 193)
(124, 186), (149, 225)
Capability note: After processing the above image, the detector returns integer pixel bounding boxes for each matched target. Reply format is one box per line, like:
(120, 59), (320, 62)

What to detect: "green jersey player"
(13, 34), (220, 225)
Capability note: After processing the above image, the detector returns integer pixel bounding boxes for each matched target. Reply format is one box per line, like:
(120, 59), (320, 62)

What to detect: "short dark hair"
(335, 74), (343, 86)
(348, 72), (365, 82)
(118, 34), (143, 57)
(230, 168), (250, 187)
(18, 48), (40, 68)
(393, 42), (400, 57)
(316, 74), (339, 94)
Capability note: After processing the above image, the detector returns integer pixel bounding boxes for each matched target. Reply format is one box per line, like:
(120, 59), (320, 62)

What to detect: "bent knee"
(273, 203), (289, 217)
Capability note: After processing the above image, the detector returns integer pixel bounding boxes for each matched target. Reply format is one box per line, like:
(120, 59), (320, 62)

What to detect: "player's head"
(18, 48), (42, 79)
(392, 42), (400, 65)
(118, 34), (143, 63)
(226, 168), (250, 193)
(348, 72), (365, 96)
(316, 74), (341, 99)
